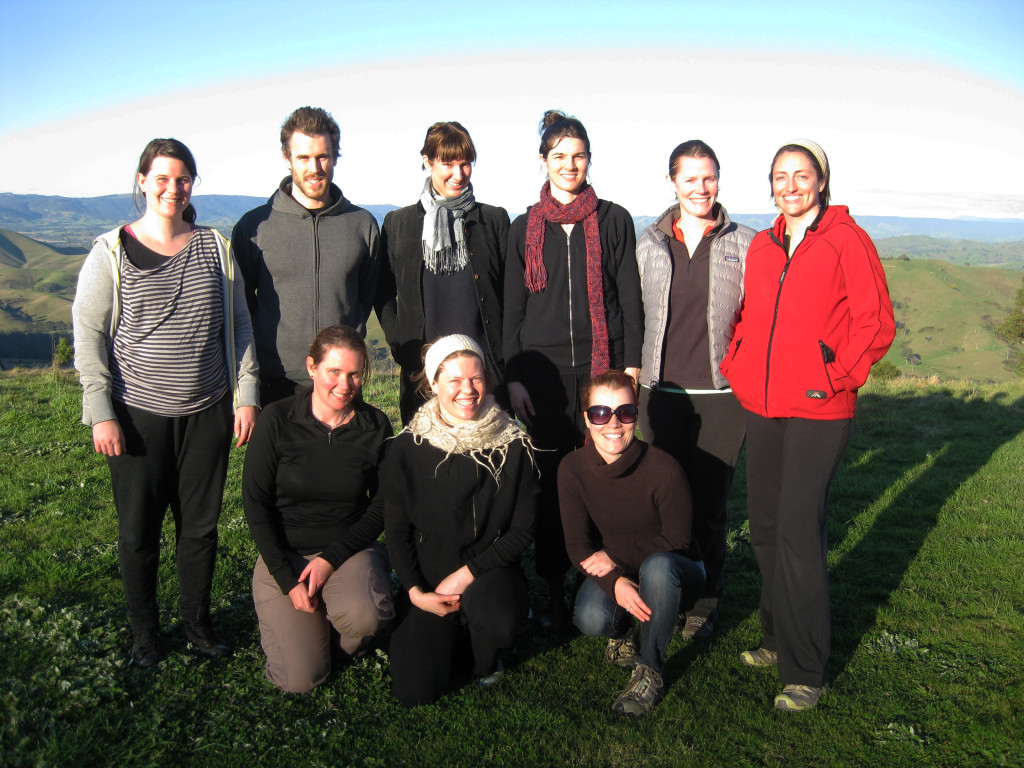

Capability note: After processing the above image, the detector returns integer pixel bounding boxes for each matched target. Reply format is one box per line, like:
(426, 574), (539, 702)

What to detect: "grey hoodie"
(231, 179), (380, 381)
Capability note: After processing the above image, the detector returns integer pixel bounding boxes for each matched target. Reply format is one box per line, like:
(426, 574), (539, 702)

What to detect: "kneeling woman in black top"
(383, 334), (539, 706)
(243, 325), (395, 693)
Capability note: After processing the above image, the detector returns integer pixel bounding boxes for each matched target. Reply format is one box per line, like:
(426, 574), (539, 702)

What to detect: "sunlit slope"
(879, 259), (1020, 381)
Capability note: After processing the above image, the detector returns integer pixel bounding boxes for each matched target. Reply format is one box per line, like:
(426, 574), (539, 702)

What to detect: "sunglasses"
(585, 404), (638, 425)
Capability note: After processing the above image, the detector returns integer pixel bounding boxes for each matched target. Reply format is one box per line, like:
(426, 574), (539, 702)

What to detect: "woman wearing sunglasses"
(558, 370), (704, 717)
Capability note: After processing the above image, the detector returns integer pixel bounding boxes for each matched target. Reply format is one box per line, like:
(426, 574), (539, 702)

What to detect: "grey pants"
(252, 544), (394, 693)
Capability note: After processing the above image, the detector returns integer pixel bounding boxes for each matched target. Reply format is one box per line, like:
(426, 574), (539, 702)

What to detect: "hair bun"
(539, 109), (569, 135)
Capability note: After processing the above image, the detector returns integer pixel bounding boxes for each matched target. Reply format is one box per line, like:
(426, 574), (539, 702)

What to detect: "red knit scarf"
(523, 183), (609, 375)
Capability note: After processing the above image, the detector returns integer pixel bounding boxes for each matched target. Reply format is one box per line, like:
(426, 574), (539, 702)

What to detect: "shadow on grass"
(823, 387), (1024, 679)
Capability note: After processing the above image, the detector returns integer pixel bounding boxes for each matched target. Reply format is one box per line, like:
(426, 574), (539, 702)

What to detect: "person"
(558, 370), (704, 717)
(232, 106), (380, 405)
(72, 138), (259, 668)
(503, 109), (643, 627)
(383, 335), (539, 706)
(635, 140), (755, 641)
(375, 121), (509, 424)
(720, 139), (895, 711)
(242, 325), (394, 693)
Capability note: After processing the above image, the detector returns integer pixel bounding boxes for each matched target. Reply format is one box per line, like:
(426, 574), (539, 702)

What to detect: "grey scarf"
(419, 176), (475, 274)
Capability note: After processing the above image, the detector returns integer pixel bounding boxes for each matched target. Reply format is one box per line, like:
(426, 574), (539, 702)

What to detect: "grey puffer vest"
(636, 204), (755, 389)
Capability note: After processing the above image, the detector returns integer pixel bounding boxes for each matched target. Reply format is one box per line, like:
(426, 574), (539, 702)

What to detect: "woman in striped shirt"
(73, 138), (259, 669)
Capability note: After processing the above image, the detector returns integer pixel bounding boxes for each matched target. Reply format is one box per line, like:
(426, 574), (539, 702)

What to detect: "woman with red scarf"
(503, 110), (643, 627)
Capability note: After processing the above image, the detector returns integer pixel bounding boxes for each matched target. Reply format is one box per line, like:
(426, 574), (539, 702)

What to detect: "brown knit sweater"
(557, 439), (700, 598)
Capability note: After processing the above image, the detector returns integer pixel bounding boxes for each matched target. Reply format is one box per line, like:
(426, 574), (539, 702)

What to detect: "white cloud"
(2, 48), (1022, 219)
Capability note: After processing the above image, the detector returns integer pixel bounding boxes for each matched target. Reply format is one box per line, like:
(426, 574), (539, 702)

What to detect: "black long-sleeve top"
(382, 431), (539, 593)
(503, 198), (643, 380)
(242, 388), (393, 594)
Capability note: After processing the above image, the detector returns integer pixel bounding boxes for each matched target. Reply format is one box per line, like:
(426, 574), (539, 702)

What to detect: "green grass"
(1, 369), (1022, 767)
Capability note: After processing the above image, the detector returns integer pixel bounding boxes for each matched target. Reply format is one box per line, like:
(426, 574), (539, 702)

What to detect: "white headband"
(786, 138), (829, 182)
(424, 334), (485, 384)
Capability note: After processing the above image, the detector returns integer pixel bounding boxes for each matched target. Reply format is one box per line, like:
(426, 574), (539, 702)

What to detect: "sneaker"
(774, 684), (826, 711)
(679, 615), (714, 641)
(130, 630), (163, 669)
(611, 663), (664, 717)
(739, 647), (778, 667)
(183, 620), (231, 659)
(477, 659), (504, 687)
(603, 635), (639, 668)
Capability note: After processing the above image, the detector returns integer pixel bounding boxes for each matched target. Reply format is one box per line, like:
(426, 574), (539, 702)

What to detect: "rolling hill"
(878, 258), (1021, 381)
(0, 229), (84, 334)
(1, 225), (1022, 382)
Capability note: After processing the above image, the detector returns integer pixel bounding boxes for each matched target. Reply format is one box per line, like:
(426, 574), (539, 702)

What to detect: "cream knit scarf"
(404, 395), (534, 483)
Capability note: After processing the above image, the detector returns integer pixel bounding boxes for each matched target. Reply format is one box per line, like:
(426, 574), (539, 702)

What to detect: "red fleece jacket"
(720, 206), (895, 420)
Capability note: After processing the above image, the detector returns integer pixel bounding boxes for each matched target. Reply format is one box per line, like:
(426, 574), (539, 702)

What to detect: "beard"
(291, 168), (333, 205)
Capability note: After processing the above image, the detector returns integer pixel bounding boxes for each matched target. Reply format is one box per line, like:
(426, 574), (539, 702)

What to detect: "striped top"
(110, 228), (228, 416)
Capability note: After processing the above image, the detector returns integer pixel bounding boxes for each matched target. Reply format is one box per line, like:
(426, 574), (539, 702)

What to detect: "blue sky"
(2, 0), (1022, 218)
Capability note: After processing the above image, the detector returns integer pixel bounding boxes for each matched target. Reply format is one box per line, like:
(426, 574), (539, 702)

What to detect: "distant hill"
(873, 235), (1024, 269)
(0, 229), (84, 337)
(632, 212), (1024, 245)
(1, 219), (1020, 381)
(4, 193), (1024, 250)
(878, 258), (1021, 381)
(0, 193), (398, 250)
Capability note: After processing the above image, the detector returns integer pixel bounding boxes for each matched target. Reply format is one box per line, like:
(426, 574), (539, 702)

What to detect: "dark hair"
(769, 143), (831, 207)
(582, 370), (637, 410)
(413, 343), (491, 398)
(538, 109), (590, 159)
(668, 139), (720, 178)
(421, 121), (476, 166)
(132, 138), (198, 224)
(307, 325), (370, 380)
(280, 106), (341, 160)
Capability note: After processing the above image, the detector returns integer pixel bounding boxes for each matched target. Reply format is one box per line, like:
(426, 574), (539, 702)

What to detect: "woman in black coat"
(374, 121), (509, 424)
(383, 334), (538, 706)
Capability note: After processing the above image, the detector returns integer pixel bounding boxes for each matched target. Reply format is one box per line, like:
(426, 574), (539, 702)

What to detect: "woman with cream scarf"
(383, 335), (539, 706)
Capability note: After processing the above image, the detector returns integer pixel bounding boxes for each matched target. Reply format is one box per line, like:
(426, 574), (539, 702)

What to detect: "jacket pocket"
(816, 340), (837, 396)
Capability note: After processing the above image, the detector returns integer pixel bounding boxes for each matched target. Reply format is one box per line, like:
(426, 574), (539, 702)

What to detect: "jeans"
(573, 551), (706, 672)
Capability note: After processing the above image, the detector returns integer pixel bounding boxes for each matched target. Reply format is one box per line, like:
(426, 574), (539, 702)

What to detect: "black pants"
(639, 387), (745, 620)
(389, 567), (528, 706)
(107, 395), (232, 633)
(745, 412), (851, 688)
(519, 353), (588, 582)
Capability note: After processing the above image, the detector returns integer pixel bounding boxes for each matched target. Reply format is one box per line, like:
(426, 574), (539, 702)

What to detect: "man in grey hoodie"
(233, 106), (380, 404)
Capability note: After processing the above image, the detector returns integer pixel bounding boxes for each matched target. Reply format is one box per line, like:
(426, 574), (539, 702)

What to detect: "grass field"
(1, 369), (1022, 767)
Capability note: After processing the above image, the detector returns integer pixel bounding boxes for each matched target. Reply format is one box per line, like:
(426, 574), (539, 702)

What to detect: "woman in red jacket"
(720, 139), (894, 711)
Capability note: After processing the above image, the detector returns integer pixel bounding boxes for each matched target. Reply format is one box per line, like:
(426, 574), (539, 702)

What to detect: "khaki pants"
(252, 544), (394, 693)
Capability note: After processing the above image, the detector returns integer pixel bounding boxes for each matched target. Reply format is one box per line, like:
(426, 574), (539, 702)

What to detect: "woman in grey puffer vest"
(635, 140), (755, 641)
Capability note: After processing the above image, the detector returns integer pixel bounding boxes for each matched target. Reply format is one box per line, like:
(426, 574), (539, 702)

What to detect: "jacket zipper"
(763, 231), (802, 411)
(472, 465), (479, 538)
(566, 229), (576, 368)
(312, 215), (321, 332)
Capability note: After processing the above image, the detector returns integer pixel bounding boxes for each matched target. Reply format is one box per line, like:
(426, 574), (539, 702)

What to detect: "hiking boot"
(183, 620), (231, 659)
(774, 684), (826, 711)
(477, 659), (505, 687)
(611, 663), (664, 717)
(603, 635), (639, 668)
(679, 615), (714, 640)
(130, 629), (163, 669)
(739, 647), (778, 667)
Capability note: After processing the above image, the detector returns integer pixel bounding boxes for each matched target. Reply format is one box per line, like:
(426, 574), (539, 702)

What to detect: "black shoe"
(183, 620), (231, 659)
(130, 630), (163, 669)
